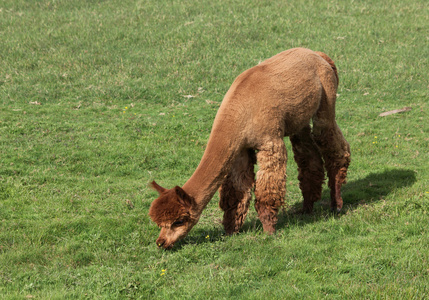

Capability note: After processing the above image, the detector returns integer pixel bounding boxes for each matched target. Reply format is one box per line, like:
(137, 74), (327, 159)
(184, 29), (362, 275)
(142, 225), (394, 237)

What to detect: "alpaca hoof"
(298, 206), (313, 215)
(331, 207), (341, 214)
(302, 203), (314, 214)
(262, 223), (276, 234)
(224, 230), (237, 236)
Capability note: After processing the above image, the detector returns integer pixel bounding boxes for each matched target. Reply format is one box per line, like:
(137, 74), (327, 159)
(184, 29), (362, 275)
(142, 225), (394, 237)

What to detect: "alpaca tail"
(315, 51), (338, 85)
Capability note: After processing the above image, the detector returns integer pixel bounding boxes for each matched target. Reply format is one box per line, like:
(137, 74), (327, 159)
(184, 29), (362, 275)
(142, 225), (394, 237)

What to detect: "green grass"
(1, 0), (428, 298)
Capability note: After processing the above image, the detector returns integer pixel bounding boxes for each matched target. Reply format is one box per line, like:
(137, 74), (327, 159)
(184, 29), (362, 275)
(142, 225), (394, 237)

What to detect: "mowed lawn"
(1, 0), (428, 298)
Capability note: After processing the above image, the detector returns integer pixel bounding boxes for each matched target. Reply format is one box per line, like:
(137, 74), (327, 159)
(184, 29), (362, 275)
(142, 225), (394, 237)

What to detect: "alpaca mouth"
(156, 239), (174, 250)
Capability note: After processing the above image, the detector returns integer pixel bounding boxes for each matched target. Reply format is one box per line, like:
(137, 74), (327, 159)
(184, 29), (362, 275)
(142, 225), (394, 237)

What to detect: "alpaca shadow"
(274, 168), (417, 229)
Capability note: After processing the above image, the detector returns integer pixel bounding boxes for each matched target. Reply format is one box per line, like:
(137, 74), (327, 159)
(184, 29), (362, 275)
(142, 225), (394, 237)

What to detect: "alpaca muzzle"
(156, 237), (174, 249)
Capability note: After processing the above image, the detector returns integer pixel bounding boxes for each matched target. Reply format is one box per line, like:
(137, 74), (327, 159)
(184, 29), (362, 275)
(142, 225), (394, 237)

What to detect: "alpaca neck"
(182, 112), (243, 215)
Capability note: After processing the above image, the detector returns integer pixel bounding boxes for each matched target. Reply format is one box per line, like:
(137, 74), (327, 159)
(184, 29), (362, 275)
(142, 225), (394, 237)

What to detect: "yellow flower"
(206, 235), (209, 239)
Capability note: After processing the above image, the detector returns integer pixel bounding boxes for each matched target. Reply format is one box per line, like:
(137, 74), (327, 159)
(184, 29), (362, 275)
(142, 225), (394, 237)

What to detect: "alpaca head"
(148, 181), (198, 249)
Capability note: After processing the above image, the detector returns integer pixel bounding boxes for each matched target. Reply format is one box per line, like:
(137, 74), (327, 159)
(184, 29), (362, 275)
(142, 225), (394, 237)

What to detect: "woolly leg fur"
(290, 126), (325, 213)
(219, 149), (256, 235)
(254, 140), (287, 233)
(313, 124), (350, 212)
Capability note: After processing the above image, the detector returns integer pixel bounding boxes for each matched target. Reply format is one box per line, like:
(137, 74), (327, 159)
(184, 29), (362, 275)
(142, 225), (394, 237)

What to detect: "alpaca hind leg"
(313, 66), (351, 213)
(219, 149), (256, 235)
(254, 140), (287, 234)
(290, 126), (325, 213)
(313, 122), (350, 213)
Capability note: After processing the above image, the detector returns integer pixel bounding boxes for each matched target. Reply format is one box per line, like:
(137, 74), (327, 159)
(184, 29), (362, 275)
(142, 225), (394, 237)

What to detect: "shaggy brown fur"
(149, 48), (351, 249)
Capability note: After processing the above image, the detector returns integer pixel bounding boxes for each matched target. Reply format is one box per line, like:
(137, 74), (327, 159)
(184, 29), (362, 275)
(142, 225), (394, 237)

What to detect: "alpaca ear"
(174, 186), (195, 209)
(150, 181), (166, 194)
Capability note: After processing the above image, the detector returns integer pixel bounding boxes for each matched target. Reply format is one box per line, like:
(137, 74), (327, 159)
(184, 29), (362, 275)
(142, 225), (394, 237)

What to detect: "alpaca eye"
(173, 220), (185, 227)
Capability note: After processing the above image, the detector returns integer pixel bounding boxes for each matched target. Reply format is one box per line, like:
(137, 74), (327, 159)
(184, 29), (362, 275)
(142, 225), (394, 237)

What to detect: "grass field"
(1, 0), (428, 298)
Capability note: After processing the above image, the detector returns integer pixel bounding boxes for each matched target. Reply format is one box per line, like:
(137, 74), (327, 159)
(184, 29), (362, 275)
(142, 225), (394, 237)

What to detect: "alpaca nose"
(156, 237), (165, 248)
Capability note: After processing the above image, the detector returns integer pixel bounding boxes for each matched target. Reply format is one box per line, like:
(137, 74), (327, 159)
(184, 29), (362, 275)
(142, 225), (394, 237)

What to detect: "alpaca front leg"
(254, 141), (287, 233)
(219, 149), (256, 235)
(290, 126), (325, 213)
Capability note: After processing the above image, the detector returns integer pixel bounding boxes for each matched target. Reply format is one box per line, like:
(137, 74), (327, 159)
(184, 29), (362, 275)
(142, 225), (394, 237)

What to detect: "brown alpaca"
(149, 48), (350, 249)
